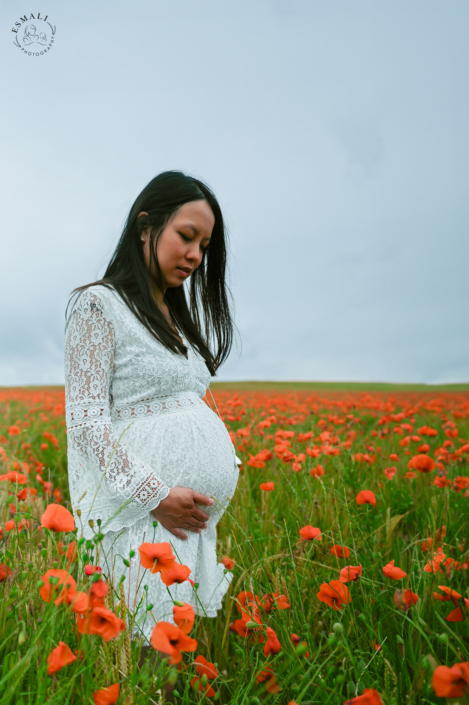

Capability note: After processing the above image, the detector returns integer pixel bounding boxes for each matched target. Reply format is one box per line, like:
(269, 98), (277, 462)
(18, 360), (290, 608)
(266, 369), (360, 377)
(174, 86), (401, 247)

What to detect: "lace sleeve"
(64, 288), (170, 530)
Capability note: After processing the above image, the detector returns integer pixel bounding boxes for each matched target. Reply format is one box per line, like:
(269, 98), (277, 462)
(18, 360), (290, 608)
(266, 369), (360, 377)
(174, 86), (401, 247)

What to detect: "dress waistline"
(110, 391), (206, 423)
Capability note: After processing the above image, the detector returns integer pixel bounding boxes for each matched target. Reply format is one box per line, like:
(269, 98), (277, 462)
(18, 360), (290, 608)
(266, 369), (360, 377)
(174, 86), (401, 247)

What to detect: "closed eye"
(179, 232), (209, 252)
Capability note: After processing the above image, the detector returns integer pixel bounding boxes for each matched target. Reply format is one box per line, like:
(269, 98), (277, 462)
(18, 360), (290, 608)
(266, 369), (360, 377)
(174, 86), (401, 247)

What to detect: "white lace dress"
(64, 284), (240, 643)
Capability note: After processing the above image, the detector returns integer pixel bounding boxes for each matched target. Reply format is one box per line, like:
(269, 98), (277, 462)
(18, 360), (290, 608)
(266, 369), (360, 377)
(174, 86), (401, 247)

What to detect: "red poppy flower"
(316, 580), (351, 611)
(17, 487), (37, 500)
(0, 564), (12, 581)
(331, 545), (350, 559)
(356, 490), (376, 506)
(310, 464), (325, 478)
(138, 542), (175, 574)
(40, 569), (77, 605)
(150, 622), (198, 665)
(194, 654), (219, 679)
(221, 556), (235, 570)
(76, 606), (126, 641)
(190, 677), (216, 697)
(339, 565), (362, 583)
(383, 467), (396, 480)
(93, 683), (120, 705)
(407, 454), (435, 473)
(299, 525), (322, 542)
(259, 482), (275, 491)
(431, 661), (469, 698)
(394, 589), (419, 611)
(382, 560), (406, 580)
(344, 689), (383, 704)
(58, 541), (77, 563)
(46, 641), (77, 675)
(85, 565), (102, 576)
(263, 626), (282, 656)
(0, 471), (28, 484)
(159, 561), (191, 586)
(256, 665), (281, 693)
(40, 504), (75, 532)
(173, 602), (195, 634)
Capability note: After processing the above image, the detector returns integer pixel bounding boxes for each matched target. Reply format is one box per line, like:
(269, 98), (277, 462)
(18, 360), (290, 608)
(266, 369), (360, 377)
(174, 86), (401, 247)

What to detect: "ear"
(137, 211), (148, 219)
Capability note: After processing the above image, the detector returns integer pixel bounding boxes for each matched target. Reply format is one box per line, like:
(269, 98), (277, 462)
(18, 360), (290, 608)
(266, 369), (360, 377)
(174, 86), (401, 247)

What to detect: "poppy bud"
(295, 642), (308, 656)
(146, 604), (154, 611)
(88, 520), (94, 529)
(174, 600), (185, 607)
(76, 509), (81, 517)
(201, 674), (208, 687)
(245, 621), (259, 629)
(18, 630), (27, 646)
(168, 668), (178, 685)
(332, 622), (344, 635)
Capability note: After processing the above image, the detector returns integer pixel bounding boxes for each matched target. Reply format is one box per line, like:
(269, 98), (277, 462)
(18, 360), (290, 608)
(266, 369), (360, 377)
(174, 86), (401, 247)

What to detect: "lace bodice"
(64, 284), (214, 536)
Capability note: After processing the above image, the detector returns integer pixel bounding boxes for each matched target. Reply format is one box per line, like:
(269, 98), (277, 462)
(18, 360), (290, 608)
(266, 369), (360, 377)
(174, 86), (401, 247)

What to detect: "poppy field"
(0, 383), (469, 704)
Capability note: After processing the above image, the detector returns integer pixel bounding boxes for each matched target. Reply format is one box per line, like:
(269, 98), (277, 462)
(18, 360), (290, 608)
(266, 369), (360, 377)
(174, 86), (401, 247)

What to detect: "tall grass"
(0, 387), (468, 704)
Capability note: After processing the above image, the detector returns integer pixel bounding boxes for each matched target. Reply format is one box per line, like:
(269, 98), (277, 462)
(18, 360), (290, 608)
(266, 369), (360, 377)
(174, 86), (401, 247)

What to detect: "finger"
(184, 520), (208, 531)
(171, 528), (188, 540)
(192, 508), (210, 522)
(193, 492), (214, 507)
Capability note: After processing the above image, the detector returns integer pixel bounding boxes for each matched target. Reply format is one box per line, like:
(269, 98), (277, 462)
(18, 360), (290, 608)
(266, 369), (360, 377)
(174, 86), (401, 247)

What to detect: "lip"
(177, 267), (191, 277)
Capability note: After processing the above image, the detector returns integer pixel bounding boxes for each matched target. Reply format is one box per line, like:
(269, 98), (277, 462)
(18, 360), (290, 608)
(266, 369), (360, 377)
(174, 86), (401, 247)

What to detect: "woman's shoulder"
(66, 284), (119, 326)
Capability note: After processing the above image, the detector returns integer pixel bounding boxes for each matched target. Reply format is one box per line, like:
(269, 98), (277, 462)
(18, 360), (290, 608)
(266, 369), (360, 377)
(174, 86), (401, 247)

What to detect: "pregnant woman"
(64, 170), (240, 652)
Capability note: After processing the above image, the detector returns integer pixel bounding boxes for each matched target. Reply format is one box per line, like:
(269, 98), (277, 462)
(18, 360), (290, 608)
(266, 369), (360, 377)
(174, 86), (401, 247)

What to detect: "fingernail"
(208, 499), (214, 505)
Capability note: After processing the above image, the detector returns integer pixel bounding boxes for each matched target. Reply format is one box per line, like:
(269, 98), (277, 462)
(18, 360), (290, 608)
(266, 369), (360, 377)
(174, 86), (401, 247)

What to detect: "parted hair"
(66, 170), (235, 375)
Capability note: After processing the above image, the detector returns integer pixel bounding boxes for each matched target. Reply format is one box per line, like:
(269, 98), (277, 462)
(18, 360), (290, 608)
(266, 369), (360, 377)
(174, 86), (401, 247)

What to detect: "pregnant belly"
(113, 405), (239, 518)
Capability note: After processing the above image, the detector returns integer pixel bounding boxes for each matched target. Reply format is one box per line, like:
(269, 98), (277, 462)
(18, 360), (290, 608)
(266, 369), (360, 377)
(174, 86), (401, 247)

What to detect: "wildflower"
(291, 633), (310, 657)
(17, 487), (37, 500)
(40, 569), (77, 605)
(150, 622), (198, 664)
(93, 683), (120, 705)
(407, 454), (435, 473)
(85, 565), (102, 576)
(76, 606), (126, 641)
(259, 592), (290, 612)
(58, 541), (77, 563)
(138, 542), (175, 574)
(159, 561), (191, 586)
(383, 467), (396, 480)
(260, 482), (275, 491)
(191, 677), (216, 697)
(356, 490), (376, 506)
(0, 564), (12, 581)
(263, 626), (282, 656)
(256, 665), (281, 693)
(431, 661), (469, 698)
(222, 556), (235, 570)
(299, 525), (321, 542)
(331, 545), (350, 559)
(310, 464), (325, 478)
(0, 471), (28, 484)
(194, 654), (219, 679)
(433, 587), (469, 622)
(40, 504), (75, 532)
(344, 689), (383, 704)
(394, 589), (419, 611)
(316, 580), (351, 611)
(46, 641), (77, 675)
(389, 453), (399, 461)
(382, 560), (407, 580)
(339, 565), (362, 583)
(7, 425), (22, 436)
(173, 602), (195, 634)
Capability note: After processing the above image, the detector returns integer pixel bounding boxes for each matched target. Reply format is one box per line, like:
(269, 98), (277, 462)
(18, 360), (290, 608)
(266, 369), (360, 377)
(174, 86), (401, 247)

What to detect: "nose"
(187, 242), (203, 265)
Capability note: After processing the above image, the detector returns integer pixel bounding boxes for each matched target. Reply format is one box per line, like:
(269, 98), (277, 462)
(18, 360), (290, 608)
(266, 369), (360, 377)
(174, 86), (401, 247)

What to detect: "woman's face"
(138, 199), (214, 299)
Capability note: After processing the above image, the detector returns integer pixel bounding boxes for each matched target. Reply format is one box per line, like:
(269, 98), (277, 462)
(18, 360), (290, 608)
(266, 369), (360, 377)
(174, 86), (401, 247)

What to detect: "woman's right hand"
(151, 487), (213, 540)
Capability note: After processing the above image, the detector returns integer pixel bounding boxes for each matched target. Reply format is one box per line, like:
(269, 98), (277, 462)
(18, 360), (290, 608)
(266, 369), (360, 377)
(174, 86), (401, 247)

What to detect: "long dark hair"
(66, 170), (235, 375)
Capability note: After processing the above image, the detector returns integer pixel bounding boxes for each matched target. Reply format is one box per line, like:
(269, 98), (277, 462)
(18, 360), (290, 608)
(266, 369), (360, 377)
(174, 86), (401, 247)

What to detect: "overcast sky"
(1, 0), (468, 386)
